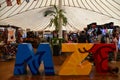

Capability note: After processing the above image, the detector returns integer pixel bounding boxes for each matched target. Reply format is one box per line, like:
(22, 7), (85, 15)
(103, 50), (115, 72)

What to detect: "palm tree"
(44, 5), (67, 38)
(44, 5), (67, 56)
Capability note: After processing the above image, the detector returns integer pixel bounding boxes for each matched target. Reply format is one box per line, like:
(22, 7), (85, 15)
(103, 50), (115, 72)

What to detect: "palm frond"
(59, 13), (67, 26)
(62, 17), (67, 26)
(53, 16), (59, 31)
(54, 5), (58, 13)
(49, 19), (54, 27)
(44, 5), (68, 31)
(59, 9), (65, 14)
(44, 10), (55, 17)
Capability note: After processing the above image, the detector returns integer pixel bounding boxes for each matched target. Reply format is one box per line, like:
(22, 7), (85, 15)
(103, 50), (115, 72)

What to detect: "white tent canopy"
(0, 0), (120, 31)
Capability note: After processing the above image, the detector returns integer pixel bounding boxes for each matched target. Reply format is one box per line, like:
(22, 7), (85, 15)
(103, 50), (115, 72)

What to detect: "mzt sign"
(14, 43), (115, 75)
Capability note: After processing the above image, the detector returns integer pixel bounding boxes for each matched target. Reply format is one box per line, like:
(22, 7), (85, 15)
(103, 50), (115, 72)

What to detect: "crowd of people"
(64, 22), (119, 43)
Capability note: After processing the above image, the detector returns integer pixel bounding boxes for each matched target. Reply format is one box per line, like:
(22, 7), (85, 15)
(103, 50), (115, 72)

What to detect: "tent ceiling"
(0, 0), (120, 31)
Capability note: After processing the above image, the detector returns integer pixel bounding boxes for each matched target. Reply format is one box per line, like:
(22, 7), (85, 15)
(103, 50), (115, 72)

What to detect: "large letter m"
(14, 43), (55, 75)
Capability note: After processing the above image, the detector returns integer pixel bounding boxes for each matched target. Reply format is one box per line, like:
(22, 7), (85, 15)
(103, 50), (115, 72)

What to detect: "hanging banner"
(26, 0), (30, 3)
(16, 0), (21, 5)
(7, 28), (16, 42)
(6, 0), (12, 6)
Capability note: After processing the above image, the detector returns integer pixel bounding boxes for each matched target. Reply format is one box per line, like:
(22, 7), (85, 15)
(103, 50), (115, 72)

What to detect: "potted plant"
(44, 5), (67, 56)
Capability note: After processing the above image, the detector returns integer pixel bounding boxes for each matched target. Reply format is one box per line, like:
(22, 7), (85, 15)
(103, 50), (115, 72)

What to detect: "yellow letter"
(59, 43), (93, 75)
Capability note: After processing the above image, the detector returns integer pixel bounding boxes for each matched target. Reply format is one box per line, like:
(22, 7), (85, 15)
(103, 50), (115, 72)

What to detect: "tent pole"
(58, 0), (62, 38)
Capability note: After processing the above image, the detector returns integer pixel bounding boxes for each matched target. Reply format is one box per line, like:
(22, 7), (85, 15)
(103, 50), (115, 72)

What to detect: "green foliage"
(44, 5), (67, 31)
(51, 38), (64, 46)
(44, 10), (55, 17)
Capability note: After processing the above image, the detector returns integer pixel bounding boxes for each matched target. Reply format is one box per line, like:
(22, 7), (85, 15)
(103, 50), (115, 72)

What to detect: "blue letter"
(14, 43), (55, 75)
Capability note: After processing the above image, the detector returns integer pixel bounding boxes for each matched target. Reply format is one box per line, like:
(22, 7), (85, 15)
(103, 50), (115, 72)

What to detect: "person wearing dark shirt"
(78, 31), (87, 43)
